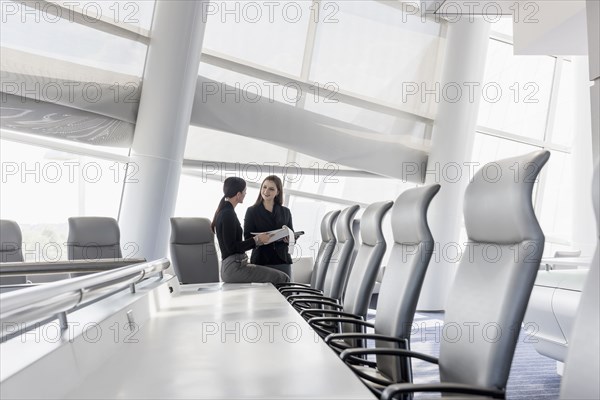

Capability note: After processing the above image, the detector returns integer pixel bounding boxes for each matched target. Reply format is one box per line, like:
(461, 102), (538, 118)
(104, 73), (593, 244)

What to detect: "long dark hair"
(211, 177), (247, 232)
(254, 175), (284, 206)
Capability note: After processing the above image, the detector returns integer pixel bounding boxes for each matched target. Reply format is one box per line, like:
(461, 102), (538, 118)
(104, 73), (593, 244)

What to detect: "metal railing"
(0, 258), (170, 342)
(0, 258), (147, 276)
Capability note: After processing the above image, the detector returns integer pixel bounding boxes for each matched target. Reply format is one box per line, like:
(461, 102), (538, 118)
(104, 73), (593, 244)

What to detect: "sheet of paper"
(251, 225), (295, 254)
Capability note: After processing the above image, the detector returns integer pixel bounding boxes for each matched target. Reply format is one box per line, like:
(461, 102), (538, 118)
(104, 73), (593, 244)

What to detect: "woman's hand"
(255, 233), (273, 246)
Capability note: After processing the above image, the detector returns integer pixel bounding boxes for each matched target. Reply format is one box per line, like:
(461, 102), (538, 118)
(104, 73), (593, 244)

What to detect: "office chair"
(292, 201), (393, 335)
(170, 217), (220, 284)
(0, 219), (26, 285)
(341, 150), (550, 400)
(560, 162), (599, 399)
(68, 217), (122, 261)
(281, 205), (358, 307)
(276, 209), (340, 292)
(318, 185), (440, 389)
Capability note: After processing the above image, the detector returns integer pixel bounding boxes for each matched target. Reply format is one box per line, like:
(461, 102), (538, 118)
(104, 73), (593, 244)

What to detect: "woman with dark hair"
(212, 177), (290, 284)
(244, 175), (294, 277)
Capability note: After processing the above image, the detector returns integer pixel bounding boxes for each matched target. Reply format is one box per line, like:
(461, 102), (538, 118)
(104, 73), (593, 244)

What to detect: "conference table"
(66, 282), (376, 399)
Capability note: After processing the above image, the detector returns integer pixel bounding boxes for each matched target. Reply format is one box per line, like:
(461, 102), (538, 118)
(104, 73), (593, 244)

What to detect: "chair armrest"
(309, 316), (369, 334)
(300, 309), (365, 320)
(286, 294), (329, 304)
(275, 282), (310, 289)
(280, 287), (323, 297)
(325, 330), (402, 346)
(340, 347), (439, 365)
(381, 382), (505, 400)
(286, 293), (335, 303)
(289, 298), (342, 310)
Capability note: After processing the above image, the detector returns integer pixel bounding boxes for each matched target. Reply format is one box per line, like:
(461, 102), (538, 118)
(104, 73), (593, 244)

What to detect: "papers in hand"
(251, 225), (296, 254)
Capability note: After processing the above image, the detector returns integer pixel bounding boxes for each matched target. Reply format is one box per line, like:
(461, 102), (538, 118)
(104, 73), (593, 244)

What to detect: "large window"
(1, 0), (150, 77)
(202, 0), (311, 76)
(181, 1), (443, 258)
(310, 0), (443, 117)
(0, 139), (126, 261)
(473, 20), (578, 254)
(477, 39), (555, 140)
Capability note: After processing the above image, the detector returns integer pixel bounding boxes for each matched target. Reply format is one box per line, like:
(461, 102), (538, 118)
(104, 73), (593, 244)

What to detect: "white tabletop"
(66, 283), (375, 399)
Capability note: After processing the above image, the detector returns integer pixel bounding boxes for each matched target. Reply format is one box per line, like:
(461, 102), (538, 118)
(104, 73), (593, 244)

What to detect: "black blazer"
(244, 203), (294, 265)
(215, 202), (256, 260)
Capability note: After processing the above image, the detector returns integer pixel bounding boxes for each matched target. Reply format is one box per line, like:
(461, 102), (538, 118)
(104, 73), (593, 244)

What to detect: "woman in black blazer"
(244, 175), (294, 277)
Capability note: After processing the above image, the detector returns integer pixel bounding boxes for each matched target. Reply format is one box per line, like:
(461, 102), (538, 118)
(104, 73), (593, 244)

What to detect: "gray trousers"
(221, 254), (290, 284)
(266, 264), (292, 278)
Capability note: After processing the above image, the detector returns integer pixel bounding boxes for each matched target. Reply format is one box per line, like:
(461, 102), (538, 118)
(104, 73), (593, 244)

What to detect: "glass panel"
(0, 139), (125, 261)
(0, 0), (148, 76)
(490, 16), (513, 37)
(294, 152), (357, 171)
(538, 150), (573, 242)
(202, 0), (311, 76)
(285, 195), (348, 262)
(185, 126), (291, 166)
(73, 0), (156, 30)
(289, 173), (414, 206)
(303, 93), (431, 145)
(198, 63), (298, 105)
(310, 1), (444, 116)
(471, 132), (539, 169)
(477, 39), (555, 140)
(550, 61), (575, 147)
(175, 173), (235, 218)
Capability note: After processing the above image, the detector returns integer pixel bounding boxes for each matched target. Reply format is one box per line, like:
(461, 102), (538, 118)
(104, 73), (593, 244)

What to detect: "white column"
(571, 57), (596, 257)
(119, 1), (207, 260)
(587, 0), (600, 164)
(417, 18), (491, 310)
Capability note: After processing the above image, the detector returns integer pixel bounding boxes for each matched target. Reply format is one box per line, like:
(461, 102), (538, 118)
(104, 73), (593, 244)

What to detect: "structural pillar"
(417, 17), (491, 310)
(119, 1), (207, 260)
(571, 57), (596, 257)
(586, 0), (599, 165)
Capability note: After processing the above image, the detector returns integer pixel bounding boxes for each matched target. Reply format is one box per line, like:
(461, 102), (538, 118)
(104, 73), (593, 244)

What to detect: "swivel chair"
(170, 217), (220, 284)
(342, 150), (550, 400)
(0, 219), (26, 285)
(281, 205), (358, 308)
(67, 217), (122, 260)
(292, 201), (392, 335)
(321, 185), (440, 390)
(276, 209), (339, 292)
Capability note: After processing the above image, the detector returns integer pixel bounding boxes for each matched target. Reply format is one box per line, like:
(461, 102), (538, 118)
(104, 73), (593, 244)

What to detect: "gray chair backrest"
(344, 218), (362, 296)
(560, 162), (599, 399)
(0, 220), (26, 285)
(375, 184), (440, 381)
(68, 217), (122, 260)
(342, 201), (393, 318)
(322, 205), (360, 300)
(309, 210), (340, 290)
(170, 217), (220, 284)
(439, 150), (550, 390)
